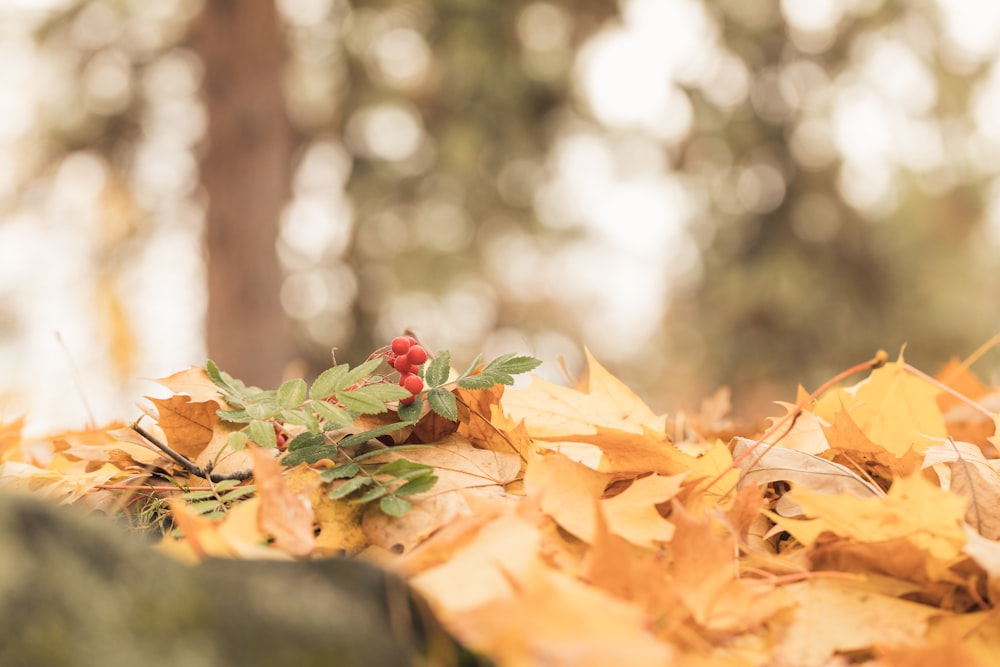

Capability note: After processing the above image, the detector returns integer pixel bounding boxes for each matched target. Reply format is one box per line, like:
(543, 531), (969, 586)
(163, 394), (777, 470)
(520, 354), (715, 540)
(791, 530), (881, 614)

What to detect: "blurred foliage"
(8, 0), (1000, 424)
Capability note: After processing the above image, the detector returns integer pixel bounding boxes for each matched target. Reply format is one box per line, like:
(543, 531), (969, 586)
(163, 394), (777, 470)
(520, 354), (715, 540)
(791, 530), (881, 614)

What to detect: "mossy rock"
(0, 493), (488, 667)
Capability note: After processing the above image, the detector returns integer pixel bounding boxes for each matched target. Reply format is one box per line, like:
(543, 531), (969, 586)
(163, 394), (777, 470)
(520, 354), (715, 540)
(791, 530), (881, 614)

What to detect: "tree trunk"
(193, 0), (293, 388)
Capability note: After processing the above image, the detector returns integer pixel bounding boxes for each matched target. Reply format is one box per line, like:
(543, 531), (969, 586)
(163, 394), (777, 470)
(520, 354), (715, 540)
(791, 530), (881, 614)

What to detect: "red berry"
(400, 395), (416, 405)
(403, 375), (424, 395)
(391, 336), (411, 355)
(393, 355), (411, 372)
(406, 345), (427, 365)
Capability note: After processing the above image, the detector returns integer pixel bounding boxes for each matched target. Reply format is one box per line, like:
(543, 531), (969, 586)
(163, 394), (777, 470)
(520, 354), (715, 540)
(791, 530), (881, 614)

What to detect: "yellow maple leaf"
(776, 473), (967, 562)
(525, 449), (682, 547)
(813, 349), (946, 457)
(502, 348), (666, 438)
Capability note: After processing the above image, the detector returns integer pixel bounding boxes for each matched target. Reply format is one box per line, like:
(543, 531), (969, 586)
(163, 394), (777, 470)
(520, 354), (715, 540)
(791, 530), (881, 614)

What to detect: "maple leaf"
(148, 394), (219, 461)
(668, 501), (792, 635)
(923, 439), (1000, 539)
(502, 348), (666, 438)
(283, 465), (368, 556)
(456, 383), (536, 463)
(771, 578), (939, 667)
(525, 448), (682, 547)
(152, 365), (225, 404)
(761, 401), (830, 455)
(409, 511), (542, 614)
(773, 473), (968, 585)
(360, 436), (522, 554)
(733, 436), (884, 518)
(448, 564), (674, 667)
(813, 349), (946, 458)
(822, 405), (921, 477)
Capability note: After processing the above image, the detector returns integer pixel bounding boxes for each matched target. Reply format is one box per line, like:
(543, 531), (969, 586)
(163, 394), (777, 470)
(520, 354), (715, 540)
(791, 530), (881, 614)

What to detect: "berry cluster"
(386, 336), (427, 404)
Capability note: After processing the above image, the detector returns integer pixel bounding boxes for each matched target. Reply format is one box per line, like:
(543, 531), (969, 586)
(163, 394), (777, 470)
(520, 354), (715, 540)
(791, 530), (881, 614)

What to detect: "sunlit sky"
(3, 0), (1000, 434)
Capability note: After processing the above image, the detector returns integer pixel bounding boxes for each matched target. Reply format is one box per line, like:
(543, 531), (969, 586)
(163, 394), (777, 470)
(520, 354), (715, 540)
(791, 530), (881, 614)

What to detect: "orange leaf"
(450, 564), (674, 667)
(148, 394), (219, 461)
(0, 416), (26, 463)
(669, 501), (791, 633)
(249, 446), (316, 557)
(822, 405), (921, 476)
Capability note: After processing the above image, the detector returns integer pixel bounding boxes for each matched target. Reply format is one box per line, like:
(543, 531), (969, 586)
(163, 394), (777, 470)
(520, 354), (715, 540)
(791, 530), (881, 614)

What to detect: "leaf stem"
(710, 350), (890, 500)
(902, 362), (994, 421)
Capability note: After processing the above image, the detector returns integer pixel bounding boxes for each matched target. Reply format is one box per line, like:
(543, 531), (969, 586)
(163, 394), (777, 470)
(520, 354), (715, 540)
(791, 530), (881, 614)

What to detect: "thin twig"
(131, 423), (252, 483)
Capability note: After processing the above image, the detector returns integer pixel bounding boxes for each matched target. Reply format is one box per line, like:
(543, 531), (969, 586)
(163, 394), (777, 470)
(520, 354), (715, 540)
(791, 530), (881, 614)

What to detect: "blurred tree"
(660, 0), (1000, 415)
(193, 0), (294, 388)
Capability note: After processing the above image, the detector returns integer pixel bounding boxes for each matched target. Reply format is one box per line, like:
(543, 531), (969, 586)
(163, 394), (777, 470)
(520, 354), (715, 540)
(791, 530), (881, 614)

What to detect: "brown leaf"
(148, 394), (219, 461)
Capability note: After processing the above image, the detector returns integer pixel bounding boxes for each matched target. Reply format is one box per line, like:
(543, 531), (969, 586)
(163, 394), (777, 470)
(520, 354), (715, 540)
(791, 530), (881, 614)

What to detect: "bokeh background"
(3, 0), (1000, 434)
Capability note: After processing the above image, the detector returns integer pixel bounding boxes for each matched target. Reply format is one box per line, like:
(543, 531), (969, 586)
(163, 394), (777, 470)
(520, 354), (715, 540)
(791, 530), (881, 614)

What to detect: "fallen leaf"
(780, 473), (967, 560)
(409, 511), (541, 614)
(458, 383), (536, 463)
(733, 437), (884, 518)
(152, 366), (224, 404)
(771, 578), (938, 667)
(502, 348), (666, 438)
(0, 417), (25, 463)
(148, 394), (219, 461)
(822, 405), (922, 477)
(284, 466), (368, 556)
(449, 563), (674, 667)
(763, 402), (830, 455)
(249, 445), (315, 557)
(669, 501), (792, 634)
(923, 439), (1000, 539)
(813, 350), (946, 457)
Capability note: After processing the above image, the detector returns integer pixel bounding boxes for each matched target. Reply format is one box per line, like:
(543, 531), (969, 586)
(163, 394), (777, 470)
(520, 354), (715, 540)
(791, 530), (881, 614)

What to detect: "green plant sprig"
(204, 349), (540, 516)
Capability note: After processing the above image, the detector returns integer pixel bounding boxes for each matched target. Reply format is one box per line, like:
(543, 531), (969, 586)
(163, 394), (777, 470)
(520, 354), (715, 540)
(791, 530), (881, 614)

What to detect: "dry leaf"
(152, 366), (224, 404)
(734, 437), (884, 517)
(780, 473), (967, 560)
(771, 578), (938, 667)
(923, 439), (1000, 539)
(147, 394), (219, 461)
(813, 350), (946, 457)
(502, 348), (666, 438)
(248, 445), (316, 557)
(449, 564), (673, 667)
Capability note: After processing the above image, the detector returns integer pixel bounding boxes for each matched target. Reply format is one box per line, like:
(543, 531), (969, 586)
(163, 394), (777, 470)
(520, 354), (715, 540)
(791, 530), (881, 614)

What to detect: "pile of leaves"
(3, 343), (1000, 666)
